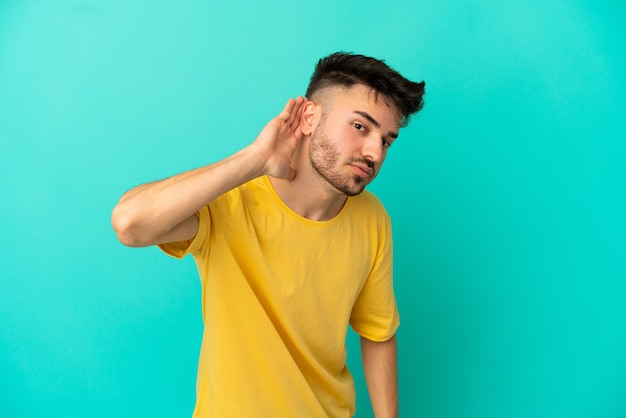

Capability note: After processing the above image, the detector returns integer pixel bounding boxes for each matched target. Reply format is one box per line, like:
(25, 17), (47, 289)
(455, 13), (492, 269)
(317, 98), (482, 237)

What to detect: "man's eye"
(354, 123), (365, 131)
(383, 140), (392, 149)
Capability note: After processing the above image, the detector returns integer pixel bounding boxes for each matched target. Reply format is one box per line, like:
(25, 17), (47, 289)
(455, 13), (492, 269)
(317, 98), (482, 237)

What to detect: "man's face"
(308, 84), (401, 196)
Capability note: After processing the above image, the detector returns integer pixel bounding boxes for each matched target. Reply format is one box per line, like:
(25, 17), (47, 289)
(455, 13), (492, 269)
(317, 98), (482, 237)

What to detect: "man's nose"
(362, 135), (384, 163)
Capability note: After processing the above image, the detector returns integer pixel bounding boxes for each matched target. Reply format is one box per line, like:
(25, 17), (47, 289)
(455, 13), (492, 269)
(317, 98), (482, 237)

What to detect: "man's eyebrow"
(353, 110), (399, 139)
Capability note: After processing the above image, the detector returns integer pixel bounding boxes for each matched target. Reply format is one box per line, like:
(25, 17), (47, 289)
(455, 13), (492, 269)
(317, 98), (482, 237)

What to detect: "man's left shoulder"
(351, 190), (390, 217)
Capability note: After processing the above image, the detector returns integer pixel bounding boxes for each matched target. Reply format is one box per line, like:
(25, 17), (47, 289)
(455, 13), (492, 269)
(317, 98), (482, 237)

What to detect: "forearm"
(112, 96), (306, 248)
(361, 335), (398, 418)
(111, 146), (265, 247)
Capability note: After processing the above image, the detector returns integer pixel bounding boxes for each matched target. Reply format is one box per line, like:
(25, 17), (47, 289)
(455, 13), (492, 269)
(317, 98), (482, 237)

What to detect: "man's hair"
(305, 52), (425, 127)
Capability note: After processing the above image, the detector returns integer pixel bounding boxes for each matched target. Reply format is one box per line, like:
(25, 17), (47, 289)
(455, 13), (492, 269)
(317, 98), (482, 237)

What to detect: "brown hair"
(306, 52), (425, 127)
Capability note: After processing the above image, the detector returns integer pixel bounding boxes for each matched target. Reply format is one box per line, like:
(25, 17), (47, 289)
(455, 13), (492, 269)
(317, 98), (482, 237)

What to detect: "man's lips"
(350, 163), (374, 178)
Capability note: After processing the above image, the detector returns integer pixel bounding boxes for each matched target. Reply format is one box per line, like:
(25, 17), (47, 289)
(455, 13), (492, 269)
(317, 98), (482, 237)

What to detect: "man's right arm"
(111, 97), (307, 248)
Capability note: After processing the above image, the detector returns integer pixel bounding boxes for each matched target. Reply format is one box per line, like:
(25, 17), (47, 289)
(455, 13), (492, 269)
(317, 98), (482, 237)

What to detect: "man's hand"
(112, 96), (310, 247)
(250, 96), (308, 180)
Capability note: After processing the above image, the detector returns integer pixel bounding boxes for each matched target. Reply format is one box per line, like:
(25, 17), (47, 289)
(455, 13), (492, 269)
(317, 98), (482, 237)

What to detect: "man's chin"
(344, 189), (365, 197)
(341, 180), (368, 196)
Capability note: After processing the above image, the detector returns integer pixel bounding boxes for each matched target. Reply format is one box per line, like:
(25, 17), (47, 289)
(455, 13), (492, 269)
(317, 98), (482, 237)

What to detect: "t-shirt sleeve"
(349, 216), (400, 342)
(158, 206), (210, 259)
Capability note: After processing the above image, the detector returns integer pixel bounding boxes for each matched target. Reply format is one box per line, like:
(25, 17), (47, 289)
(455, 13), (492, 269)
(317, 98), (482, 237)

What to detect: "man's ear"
(300, 100), (320, 136)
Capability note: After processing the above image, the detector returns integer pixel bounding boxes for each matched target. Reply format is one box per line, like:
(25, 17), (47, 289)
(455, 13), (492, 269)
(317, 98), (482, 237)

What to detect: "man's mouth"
(349, 163), (374, 178)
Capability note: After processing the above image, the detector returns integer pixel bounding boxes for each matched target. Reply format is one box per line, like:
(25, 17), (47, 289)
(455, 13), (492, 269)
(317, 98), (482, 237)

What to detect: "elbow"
(111, 204), (146, 247)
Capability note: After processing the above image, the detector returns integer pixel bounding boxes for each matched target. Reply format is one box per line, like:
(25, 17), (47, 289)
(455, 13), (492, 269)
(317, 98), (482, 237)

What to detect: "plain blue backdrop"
(1, 1), (625, 417)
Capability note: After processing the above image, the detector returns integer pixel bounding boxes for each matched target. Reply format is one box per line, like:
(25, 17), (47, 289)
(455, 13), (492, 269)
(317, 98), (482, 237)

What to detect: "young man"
(112, 52), (425, 418)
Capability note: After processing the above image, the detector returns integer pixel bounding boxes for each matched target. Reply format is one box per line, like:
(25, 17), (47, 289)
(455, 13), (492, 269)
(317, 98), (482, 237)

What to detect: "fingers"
(288, 96), (306, 131)
(280, 97), (296, 120)
(280, 96), (307, 127)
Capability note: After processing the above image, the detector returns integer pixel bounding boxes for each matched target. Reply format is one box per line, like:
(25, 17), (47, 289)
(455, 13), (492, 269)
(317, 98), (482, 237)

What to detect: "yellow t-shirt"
(159, 175), (399, 418)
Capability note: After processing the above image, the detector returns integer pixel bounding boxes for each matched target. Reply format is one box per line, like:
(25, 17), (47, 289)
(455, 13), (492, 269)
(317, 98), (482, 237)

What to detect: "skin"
(270, 84), (401, 221)
(111, 84), (401, 417)
(362, 335), (398, 418)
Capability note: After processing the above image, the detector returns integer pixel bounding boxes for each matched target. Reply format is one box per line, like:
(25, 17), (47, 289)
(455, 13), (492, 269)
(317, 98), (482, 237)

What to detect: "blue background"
(1, 1), (625, 417)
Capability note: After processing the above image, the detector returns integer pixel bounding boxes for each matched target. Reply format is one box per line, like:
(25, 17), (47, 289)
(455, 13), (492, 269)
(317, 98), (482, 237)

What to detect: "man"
(112, 52), (425, 417)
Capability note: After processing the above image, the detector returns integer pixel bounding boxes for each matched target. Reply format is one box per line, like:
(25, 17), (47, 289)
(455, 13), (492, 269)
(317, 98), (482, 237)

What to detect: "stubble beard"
(309, 126), (370, 197)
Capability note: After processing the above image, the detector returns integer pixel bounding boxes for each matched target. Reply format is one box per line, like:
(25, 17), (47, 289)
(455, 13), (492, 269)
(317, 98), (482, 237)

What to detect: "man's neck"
(268, 146), (348, 222)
